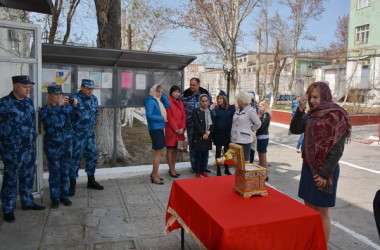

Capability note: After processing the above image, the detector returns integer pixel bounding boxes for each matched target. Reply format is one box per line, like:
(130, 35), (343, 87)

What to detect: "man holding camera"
(0, 75), (46, 222)
(69, 79), (103, 196)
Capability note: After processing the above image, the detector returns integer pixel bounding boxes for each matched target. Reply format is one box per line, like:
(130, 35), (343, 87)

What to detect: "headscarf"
(149, 84), (167, 122)
(199, 94), (213, 131)
(304, 82), (352, 193)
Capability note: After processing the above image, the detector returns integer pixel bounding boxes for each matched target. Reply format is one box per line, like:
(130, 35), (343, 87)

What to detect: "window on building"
(355, 24), (369, 44)
(357, 0), (371, 9)
(244, 57), (247, 62)
(269, 64), (273, 69)
(248, 68), (252, 73)
(243, 69), (247, 73)
(252, 67), (256, 72)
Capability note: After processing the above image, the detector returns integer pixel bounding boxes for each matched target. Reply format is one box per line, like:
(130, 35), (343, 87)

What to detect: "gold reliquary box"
(216, 143), (268, 198)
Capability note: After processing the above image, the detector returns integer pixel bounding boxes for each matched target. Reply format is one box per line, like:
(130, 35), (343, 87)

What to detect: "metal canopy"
(42, 44), (196, 70)
(0, 0), (53, 14)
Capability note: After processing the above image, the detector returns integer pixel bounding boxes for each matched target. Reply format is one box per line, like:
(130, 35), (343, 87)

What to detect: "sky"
(69, 0), (350, 64)
(153, 0), (350, 57)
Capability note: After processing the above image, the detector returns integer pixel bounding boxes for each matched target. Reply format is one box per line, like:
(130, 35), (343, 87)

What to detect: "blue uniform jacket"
(144, 93), (170, 131)
(71, 91), (99, 132)
(40, 104), (73, 142)
(0, 92), (37, 147)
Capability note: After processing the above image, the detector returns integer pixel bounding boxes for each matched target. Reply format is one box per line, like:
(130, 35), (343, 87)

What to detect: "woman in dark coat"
(165, 85), (186, 178)
(192, 94), (214, 178)
(210, 90), (235, 176)
(290, 82), (351, 242)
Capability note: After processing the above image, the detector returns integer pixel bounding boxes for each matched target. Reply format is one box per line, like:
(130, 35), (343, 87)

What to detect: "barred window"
(355, 24), (369, 44)
(357, 0), (371, 9)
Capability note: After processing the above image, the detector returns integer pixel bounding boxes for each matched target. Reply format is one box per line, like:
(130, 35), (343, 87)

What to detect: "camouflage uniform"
(40, 102), (73, 202)
(70, 90), (99, 179)
(0, 92), (38, 214)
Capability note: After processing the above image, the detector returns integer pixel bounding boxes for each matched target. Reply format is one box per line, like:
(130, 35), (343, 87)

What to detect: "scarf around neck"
(305, 82), (351, 193)
(149, 84), (167, 122)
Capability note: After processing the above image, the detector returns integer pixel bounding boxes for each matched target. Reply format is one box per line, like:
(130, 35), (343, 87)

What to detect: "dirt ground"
(121, 118), (190, 167)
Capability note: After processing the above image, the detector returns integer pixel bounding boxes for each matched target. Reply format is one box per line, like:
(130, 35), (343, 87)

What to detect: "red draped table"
(165, 175), (326, 250)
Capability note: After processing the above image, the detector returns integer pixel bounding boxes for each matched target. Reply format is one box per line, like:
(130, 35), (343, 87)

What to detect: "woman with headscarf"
(210, 90), (235, 176)
(290, 82), (351, 242)
(144, 84), (170, 185)
(165, 85), (186, 178)
(192, 94), (214, 178)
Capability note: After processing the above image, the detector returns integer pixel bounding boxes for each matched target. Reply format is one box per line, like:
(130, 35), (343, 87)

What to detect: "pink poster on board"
(121, 72), (132, 88)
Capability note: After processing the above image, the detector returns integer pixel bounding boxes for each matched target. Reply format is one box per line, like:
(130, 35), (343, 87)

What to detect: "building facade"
(347, 0), (380, 103)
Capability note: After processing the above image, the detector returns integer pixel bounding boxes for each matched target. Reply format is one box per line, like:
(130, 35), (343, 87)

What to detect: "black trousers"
(374, 189), (380, 238)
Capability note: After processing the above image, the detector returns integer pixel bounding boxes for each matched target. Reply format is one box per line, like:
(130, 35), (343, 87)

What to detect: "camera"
(69, 97), (75, 105)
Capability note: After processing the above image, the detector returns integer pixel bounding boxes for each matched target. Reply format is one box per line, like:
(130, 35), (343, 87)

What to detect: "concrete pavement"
(0, 123), (379, 249)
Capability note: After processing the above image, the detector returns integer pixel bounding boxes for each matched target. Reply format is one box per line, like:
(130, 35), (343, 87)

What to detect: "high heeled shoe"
(150, 174), (163, 181)
(168, 171), (179, 178)
(150, 175), (164, 185)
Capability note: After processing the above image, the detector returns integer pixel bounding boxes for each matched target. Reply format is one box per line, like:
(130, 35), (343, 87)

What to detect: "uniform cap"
(81, 79), (95, 89)
(12, 75), (35, 85)
(47, 85), (62, 94)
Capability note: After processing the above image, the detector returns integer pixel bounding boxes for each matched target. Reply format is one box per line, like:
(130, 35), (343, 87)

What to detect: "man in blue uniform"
(69, 79), (103, 196)
(0, 75), (46, 222)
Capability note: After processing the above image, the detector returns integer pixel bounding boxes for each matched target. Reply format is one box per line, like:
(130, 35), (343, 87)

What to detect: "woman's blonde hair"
(259, 100), (271, 114)
(236, 92), (251, 105)
(45, 93), (54, 108)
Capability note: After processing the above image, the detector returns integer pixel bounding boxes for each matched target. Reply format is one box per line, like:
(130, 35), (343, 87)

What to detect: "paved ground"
(0, 123), (379, 249)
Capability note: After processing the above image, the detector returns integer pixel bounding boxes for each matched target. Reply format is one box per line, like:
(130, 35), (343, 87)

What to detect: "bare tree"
(49, 0), (63, 43)
(329, 14), (349, 55)
(279, 0), (326, 91)
(62, 0), (81, 44)
(94, 0), (131, 164)
(122, 0), (170, 52)
(171, 0), (260, 101)
(267, 12), (291, 107)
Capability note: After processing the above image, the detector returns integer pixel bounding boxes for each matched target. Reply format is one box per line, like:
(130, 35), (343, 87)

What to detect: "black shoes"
(51, 200), (60, 209)
(224, 165), (232, 175)
(150, 174), (164, 185)
(60, 199), (72, 206)
(69, 178), (76, 196)
(205, 169), (211, 173)
(168, 171), (180, 178)
(21, 203), (46, 211)
(3, 213), (15, 222)
(87, 175), (104, 190)
(216, 166), (222, 176)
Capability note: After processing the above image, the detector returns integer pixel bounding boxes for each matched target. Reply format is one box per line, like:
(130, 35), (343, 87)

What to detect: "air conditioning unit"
(362, 60), (370, 66)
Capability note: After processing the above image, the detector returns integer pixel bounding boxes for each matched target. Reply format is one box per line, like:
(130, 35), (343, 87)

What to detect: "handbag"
(177, 139), (189, 152)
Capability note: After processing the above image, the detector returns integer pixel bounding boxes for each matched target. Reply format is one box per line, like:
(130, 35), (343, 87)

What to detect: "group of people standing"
(144, 77), (271, 183)
(0, 75), (104, 222)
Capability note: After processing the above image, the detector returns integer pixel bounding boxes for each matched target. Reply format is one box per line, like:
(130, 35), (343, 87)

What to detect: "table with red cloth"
(165, 175), (326, 249)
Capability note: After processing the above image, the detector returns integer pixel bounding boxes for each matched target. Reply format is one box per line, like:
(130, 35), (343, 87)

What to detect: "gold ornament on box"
(216, 143), (268, 198)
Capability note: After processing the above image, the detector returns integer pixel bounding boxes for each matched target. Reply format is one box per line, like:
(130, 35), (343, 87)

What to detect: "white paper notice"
(78, 71), (90, 88)
(136, 74), (146, 90)
(102, 72), (113, 88)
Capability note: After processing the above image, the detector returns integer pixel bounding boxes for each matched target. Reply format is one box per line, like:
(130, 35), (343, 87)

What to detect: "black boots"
(216, 166), (222, 176)
(87, 175), (104, 190)
(69, 178), (76, 196)
(224, 165), (232, 175)
(216, 165), (231, 176)
(3, 213), (15, 222)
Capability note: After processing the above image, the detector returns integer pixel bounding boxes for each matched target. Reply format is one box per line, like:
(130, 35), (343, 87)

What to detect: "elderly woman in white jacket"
(231, 92), (262, 163)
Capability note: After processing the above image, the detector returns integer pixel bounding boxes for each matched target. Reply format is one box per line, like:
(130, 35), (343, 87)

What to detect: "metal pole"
(181, 227), (185, 249)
